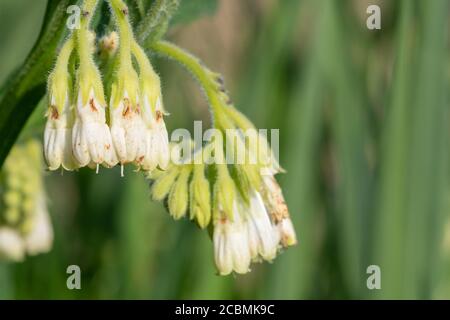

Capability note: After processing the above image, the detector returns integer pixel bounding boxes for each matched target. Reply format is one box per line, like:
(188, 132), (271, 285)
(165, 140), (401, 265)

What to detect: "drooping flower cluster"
(148, 143), (296, 275)
(39, 0), (296, 274)
(148, 129), (296, 275)
(0, 140), (53, 261)
(44, 0), (169, 175)
(142, 39), (298, 275)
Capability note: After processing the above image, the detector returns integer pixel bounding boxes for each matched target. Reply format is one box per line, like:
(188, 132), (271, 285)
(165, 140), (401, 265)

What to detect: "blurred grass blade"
(372, 0), (414, 299)
(263, 5), (326, 297)
(318, 0), (372, 297)
(238, 0), (301, 126)
(267, 64), (324, 299)
(402, 0), (449, 299)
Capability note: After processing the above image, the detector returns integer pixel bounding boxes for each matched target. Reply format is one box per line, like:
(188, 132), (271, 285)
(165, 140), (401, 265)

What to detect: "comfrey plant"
(1, 0), (296, 274)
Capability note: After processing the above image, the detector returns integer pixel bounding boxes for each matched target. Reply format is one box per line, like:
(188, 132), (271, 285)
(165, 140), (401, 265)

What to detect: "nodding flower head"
(141, 82), (169, 171)
(72, 70), (117, 169)
(137, 53), (170, 172)
(44, 39), (77, 171)
(109, 68), (147, 169)
(213, 204), (251, 275)
(44, 75), (76, 171)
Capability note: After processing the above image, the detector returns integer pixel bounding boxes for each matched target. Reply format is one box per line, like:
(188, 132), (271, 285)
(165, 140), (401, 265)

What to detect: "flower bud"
(213, 168), (236, 220)
(151, 166), (180, 201)
(189, 165), (211, 229)
(168, 166), (191, 219)
(99, 31), (119, 58)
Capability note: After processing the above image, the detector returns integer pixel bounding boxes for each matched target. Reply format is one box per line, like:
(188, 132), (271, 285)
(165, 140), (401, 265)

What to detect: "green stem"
(77, 0), (99, 68)
(149, 40), (230, 128)
(132, 41), (156, 78)
(109, 0), (134, 70)
(136, 0), (180, 45)
(54, 37), (75, 72)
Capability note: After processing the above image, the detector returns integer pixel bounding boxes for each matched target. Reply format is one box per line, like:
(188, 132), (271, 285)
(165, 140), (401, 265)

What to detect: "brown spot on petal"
(137, 156), (144, 163)
(122, 98), (132, 118)
(121, 8), (128, 15)
(156, 110), (163, 122)
(50, 106), (59, 120)
(105, 144), (111, 150)
(271, 211), (284, 224)
(89, 98), (98, 112)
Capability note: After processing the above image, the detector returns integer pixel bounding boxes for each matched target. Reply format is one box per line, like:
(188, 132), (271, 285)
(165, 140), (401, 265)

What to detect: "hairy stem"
(149, 40), (230, 128)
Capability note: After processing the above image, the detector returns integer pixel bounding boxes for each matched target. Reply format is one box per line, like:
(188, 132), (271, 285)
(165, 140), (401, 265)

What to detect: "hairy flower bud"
(168, 166), (191, 219)
(189, 165), (211, 229)
(151, 166), (180, 201)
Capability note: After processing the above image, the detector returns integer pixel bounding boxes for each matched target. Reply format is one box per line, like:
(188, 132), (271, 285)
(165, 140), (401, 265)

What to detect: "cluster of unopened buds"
(0, 140), (53, 261)
(44, 0), (169, 176)
(40, 0), (297, 274)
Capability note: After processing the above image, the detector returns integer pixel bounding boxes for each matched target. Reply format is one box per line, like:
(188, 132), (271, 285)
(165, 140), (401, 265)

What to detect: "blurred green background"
(1, 0), (450, 299)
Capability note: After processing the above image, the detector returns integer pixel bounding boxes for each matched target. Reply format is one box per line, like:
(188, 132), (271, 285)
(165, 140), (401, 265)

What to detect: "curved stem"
(149, 41), (231, 129)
